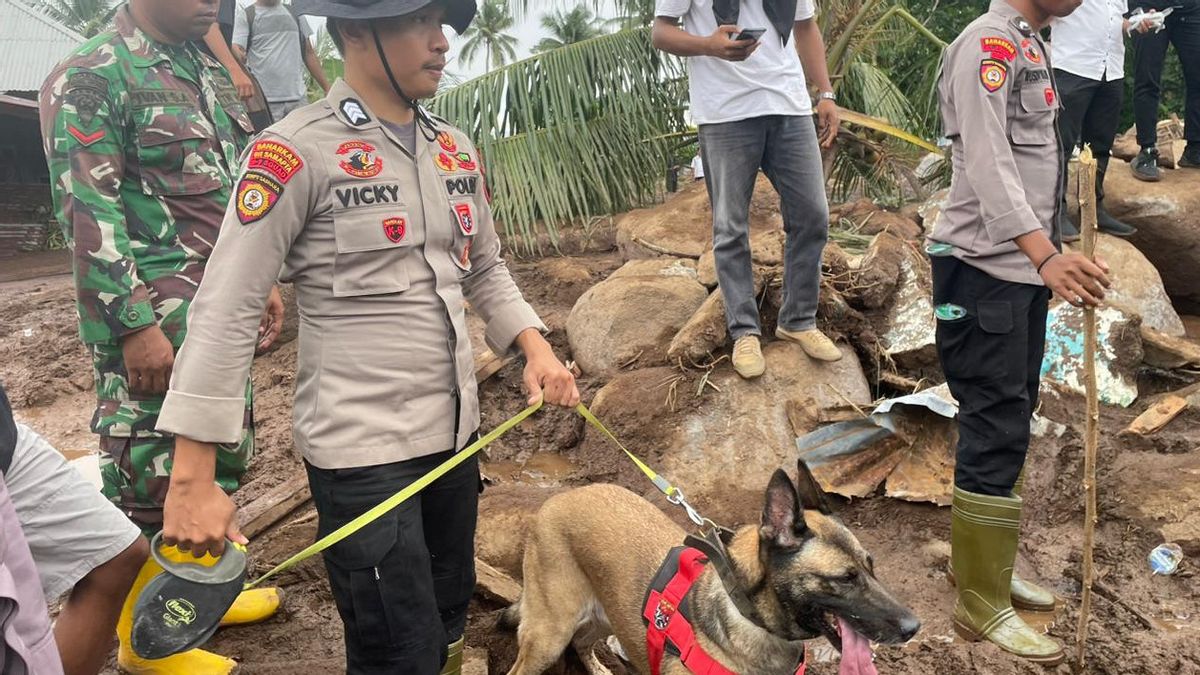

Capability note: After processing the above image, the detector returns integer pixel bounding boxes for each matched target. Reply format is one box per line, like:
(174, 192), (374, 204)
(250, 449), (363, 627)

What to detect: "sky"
(298, 1), (621, 83)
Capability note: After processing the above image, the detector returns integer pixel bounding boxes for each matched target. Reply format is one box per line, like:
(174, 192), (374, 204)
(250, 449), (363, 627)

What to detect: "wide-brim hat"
(294, 0), (476, 35)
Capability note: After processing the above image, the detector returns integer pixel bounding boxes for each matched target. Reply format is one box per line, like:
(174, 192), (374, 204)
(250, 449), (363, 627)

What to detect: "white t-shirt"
(1050, 0), (1128, 81)
(656, 0), (817, 125)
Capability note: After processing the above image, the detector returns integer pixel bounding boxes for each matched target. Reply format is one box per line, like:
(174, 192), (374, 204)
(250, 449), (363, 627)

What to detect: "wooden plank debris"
(1123, 395), (1190, 436)
(1141, 326), (1200, 369)
(475, 558), (522, 605)
(239, 473), (312, 540)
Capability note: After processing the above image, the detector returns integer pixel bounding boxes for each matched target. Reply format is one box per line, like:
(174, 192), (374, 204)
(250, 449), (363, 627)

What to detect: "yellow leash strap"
(574, 403), (712, 529)
(245, 400), (543, 589)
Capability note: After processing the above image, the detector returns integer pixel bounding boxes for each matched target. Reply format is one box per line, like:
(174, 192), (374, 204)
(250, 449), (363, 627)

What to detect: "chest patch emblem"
(236, 171), (282, 225)
(436, 152), (458, 173)
(382, 217), (407, 243)
(446, 176), (479, 196)
(1021, 39), (1042, 64)
(336, 140), (383, 178)
(453, 202), (475, 236)
(437, 131), (458, 154)
(1044, 87), (1056, 106)
(980, 59), (1008, 93)
(247, 140), (304, 183)
(981, 36), (1017, 62)
(454, 151), (478, 172)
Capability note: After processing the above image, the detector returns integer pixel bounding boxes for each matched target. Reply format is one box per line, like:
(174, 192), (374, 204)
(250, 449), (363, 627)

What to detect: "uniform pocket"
(1009, 83), (1057, 146)
(331, 211), (415, 297)
(324, 514), (402, 651)
(135, 108), (225, 196)
(936, 301), (1013, 381)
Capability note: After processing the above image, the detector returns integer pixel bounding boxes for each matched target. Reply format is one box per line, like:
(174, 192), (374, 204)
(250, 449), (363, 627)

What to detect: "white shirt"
(1051, 0), (1128, 81)
(656, 0), (817, 125)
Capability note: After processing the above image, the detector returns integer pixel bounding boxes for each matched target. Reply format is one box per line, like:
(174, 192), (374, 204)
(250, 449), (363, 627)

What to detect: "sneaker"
(775, 327), (843, 362)
(1131, 147), (1161, 182)
(732, 335), (766, 379)
(1180, 145), (1200, 169)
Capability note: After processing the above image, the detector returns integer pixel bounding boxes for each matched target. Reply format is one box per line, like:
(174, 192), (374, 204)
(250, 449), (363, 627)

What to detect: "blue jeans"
(698, 114), (830, 339)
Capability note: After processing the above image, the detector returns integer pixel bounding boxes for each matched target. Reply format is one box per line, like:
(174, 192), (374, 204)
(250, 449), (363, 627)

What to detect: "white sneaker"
(732, 335), (766, 379)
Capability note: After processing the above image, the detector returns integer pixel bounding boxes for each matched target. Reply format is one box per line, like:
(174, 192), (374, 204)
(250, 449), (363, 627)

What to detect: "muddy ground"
(1, 246), (1198, 675)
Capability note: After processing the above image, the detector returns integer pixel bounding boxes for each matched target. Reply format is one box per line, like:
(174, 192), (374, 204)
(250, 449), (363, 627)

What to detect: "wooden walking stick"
(1074, 147), (1100, 668)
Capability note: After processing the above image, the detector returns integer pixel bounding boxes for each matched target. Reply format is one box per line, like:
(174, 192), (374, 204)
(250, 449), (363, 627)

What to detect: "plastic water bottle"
(1148, 543), (1184, 575)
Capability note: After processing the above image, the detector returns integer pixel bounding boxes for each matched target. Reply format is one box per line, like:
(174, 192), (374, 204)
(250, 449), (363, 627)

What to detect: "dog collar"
(643, 546), (807, 675)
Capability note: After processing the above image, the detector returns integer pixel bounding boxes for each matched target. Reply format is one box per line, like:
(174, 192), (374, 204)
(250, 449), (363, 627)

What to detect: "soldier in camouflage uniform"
(39, 0), (281, 672)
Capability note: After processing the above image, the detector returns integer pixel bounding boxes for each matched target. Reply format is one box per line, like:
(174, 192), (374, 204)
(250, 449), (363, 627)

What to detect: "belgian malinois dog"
(503, 460), (920, 675)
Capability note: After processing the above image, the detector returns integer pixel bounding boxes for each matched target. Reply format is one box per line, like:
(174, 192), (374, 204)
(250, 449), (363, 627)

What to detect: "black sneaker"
(1097, 204), (1136, 237)
(1132, 147), (1161, 182)
(1180, 145), (1200, 169)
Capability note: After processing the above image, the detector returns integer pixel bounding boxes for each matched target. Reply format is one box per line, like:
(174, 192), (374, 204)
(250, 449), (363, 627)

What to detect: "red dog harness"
(642, 546), (806, 675)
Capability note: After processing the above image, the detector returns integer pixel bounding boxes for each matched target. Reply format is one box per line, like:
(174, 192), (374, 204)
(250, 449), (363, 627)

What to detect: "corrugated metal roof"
(0, 0), (86, 93)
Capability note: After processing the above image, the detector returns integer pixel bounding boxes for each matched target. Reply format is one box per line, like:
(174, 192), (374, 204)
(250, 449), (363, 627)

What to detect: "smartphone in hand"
(734, 28), (766, 41)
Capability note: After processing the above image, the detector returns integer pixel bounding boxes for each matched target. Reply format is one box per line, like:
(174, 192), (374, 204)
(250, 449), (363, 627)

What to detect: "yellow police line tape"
(246, 400), (695, 589)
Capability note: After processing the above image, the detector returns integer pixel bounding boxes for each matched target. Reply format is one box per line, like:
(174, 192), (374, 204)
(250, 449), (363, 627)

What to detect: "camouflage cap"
(293, 0), (476, 34)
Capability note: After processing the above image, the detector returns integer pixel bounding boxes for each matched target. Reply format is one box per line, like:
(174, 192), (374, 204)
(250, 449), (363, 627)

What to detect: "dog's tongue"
(837, 618), (877, 675)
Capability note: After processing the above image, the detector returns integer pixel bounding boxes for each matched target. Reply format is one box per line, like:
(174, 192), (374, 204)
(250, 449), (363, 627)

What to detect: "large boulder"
(580, 343), (872, 524)
(1041, 303), (1143, 407)
(616, 175), (781, 261)
(1066, 234), (1184, 336)
(566, 259), (708, 377)
(1104, 166), (1200, 313)
(834, 198), (922, 240)
(877, 241), (936, 372)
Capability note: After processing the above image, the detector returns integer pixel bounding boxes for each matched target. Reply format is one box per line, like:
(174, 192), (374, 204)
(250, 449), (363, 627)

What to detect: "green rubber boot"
(439, 637), (464, 675)
(1008, 474), (1056, 611)
(951, 487), (1065, 664)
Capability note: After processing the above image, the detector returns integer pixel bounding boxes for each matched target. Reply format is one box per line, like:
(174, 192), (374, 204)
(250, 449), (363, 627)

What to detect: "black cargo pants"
(932, 258), (1051, 497)
(305, 435), (480, 675)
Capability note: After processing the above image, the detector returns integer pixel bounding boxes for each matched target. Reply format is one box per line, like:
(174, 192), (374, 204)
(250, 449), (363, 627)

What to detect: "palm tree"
(534, 6), (606, 52)
(432, 0), (948, 252)
(458, 0), (519, 72)
(40, 0), (117, 37)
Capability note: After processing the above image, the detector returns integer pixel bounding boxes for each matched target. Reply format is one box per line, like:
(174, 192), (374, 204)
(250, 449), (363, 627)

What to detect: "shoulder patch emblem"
(436, 152), (458, 173)
(67, 125), (106, 146)
(980, 59), (1009, 93)
(340, 98), (371, 126)
(436, 131), (458, 154)
(382, 217), (407, 243)
(247, 140), (304, 184)
(453, 202), (475, 236)
(455, 151), (477, 172)
(981, 36), (1017, 62)
(64, 71), (107, 127)
(1021, 39), (1042, 63)
(336, 140), (383, 178)
(236, 171), (283, 225)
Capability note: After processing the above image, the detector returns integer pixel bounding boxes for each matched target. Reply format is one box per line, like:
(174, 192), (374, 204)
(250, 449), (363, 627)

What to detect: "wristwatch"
(819, 91), (837, 103)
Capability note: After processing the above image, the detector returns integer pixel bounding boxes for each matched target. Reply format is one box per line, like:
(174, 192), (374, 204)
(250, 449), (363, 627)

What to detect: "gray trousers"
(698, 114), (829, 339)
(267, 98), (305, 124)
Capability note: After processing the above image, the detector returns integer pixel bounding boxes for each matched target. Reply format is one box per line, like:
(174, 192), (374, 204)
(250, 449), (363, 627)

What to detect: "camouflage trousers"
(89, 343), (254, 534)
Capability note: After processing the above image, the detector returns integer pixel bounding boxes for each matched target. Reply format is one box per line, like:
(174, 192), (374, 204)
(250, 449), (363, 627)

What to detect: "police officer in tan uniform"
(930, 0), (1111, 665)
(154, 1), (579, 672)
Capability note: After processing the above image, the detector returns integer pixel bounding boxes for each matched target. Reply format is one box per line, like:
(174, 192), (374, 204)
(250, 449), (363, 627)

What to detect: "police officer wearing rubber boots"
(154, 1), (580, 673)
(931, 0), (1112, 665)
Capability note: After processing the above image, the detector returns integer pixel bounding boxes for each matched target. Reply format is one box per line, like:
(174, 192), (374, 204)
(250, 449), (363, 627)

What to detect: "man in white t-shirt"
(233, 0), (331, 122)
(652, 0), (843, 380)
(1050, 0), (1140, 240)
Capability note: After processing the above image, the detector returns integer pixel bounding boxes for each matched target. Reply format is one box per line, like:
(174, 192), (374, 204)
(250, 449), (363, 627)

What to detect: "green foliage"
(534, 7), (607, 52)
(305, 27), (343, 101)
(431, 27), (686, 253)
(40, 0), (117, 37)
(458, 0), (520, 71)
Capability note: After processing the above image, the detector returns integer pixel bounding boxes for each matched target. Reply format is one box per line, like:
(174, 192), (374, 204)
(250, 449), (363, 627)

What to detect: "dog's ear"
(794, 459), (833, 515)
(761, 469), (808, 550)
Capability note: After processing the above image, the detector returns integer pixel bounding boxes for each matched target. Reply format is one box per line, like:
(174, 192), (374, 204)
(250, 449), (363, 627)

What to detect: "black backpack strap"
(245, 4), (256, 50)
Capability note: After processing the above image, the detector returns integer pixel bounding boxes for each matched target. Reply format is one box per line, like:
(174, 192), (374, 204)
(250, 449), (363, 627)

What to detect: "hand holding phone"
(709, 25), (762, 62)
(734, 28), (767, 42)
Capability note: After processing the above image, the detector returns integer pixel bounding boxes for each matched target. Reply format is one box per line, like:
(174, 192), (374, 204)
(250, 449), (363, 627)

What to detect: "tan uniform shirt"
(157, 79), (545, 469)
(930, 0), (1062, 285)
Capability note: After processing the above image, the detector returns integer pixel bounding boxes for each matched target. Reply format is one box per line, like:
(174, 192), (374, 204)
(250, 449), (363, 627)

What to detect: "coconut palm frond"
(838, 108), (941, 154)
(41, 0), (117, 37)
(431, 27), (685, 252)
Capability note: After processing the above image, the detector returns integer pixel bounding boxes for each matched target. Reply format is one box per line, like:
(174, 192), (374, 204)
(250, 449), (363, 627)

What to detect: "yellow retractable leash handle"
(245, 399), (713, 589)
(246, 399), (544, 589)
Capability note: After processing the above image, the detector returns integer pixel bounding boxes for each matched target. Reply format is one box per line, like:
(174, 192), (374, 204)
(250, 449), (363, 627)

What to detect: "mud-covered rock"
(1041, 303), (1143, 407)
(566, 261), (708, 376)
(1067, 234), (1184, 336)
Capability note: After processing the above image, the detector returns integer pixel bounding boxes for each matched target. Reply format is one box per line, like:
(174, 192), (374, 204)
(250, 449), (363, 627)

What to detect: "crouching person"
(1, 382), (149, 675)
(154, 1), (580, 673)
